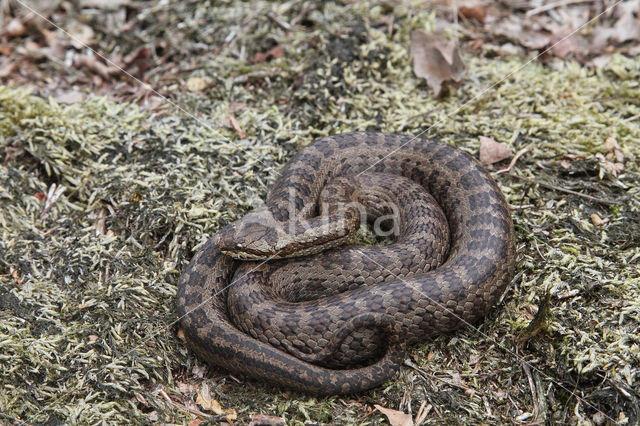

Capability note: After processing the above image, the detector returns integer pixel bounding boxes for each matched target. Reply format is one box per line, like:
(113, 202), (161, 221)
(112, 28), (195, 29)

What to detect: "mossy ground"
(1, 1), (639, 424)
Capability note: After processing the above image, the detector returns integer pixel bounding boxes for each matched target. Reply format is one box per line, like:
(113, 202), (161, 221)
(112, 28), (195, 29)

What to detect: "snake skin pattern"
(177, 132), (515, 394)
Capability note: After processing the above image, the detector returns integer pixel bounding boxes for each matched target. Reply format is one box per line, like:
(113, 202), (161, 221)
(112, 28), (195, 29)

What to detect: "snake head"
(214, 205), (360, 260)
(214, 207), (285, 260)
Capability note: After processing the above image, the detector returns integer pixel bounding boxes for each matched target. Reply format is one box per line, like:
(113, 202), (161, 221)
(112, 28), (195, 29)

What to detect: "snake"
(176, 132), (515, 394)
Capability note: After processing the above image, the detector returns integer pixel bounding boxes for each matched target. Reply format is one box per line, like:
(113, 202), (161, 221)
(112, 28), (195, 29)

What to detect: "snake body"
(177, 132), (515, 394)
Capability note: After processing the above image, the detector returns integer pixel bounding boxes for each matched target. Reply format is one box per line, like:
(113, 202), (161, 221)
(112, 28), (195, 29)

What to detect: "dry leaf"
(248, 414), (286, 426)
(77, 54), (121, 79)
(479, 136), (512, 165)
(176, 381), (193, 395)
(196, 383), (237, 421)
(493, 16), (550, 50)
(411, 30), (466, 98)
(54, 90), (87, 104)
(4, 18), (26, 37)
(68, 22), (95, 49)
(0, 60), (17, 78)
(594, 136), (625, 177)
(604, 136), (625, 163)
(192, 364), (206, 378)
(549, 30), (580, 59)
(253, 44), (284, 63)
(590, 214), (608, 227)
(123, 46), (153, 77)
(459, 5), (488, 24)
(374, 404), (413, 426)
(186, 77), (211, 92)
(595, 153), (624, 177)
(592, 1), (640, 51)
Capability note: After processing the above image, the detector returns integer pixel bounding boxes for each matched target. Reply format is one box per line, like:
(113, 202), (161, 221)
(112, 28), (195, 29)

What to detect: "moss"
(1, 0), (639, 424)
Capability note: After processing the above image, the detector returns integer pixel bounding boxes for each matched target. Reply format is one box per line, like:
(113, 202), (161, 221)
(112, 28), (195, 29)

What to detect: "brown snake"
(177, 132), (515, 394)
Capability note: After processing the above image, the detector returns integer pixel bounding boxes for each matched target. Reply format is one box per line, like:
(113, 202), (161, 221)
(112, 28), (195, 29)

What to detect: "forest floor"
(1, 1), (639, 424)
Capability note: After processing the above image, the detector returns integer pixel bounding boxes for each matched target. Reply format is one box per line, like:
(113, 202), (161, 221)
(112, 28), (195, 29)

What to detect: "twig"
(267, 12), (292, 31)
(291, 4), (317, 26)
(494, 145), (531, 175)
(623, 113), (640, 122)
(526, 0), (597, 16)
(509, 174), (619, 205)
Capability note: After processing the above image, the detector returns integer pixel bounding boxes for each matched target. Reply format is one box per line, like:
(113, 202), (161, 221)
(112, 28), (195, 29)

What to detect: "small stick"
(494, 145), (531, 175)
(267, 12), (292, 31)
(623, 113), (639, 123)
(509, 174), (619, 205)
(291, 4), (317, 26)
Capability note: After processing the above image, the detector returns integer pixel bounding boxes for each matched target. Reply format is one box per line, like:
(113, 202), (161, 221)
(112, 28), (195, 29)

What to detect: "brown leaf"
(374, 405), (413, 426)
(549, 31), (580, 59)
(592, 1), (640, 51)
(253, 45), (284, 63)
(459, 5), (488, 24)
(604, 136), (624, 163)
(196, 383), (237, 421)
(493, 16), (550, 50)
(595, 152), (624, 177)
(123, 46), (153, 77)
(479, 136), (512, 165)
(77, 54), (121, 79)
(248, 414), (286, 426)
(411, 30), (466, 98)
(0, 60), (17, 78)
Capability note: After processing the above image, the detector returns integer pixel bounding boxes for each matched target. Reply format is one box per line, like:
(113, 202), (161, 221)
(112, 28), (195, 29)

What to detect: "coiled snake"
(177, 132), (515, 394)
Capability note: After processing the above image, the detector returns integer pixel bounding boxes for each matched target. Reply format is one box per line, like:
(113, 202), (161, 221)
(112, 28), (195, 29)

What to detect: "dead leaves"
(479, 136), (512, 165)
(252, 45), (284, 64)
(195, 383), (237, 421)
(592, 1), (640, 52)
(374, 405), (413, 426)
(459, 5), (488, 24)
(596, 136), (625, 177)
(431, 0), (640, 65)
(411, 30), (466, 98)
(248, 414), (286, 426)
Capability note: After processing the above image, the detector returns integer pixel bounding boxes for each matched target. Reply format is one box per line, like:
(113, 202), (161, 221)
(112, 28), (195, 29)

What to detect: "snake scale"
(177, 132), (515, 394)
